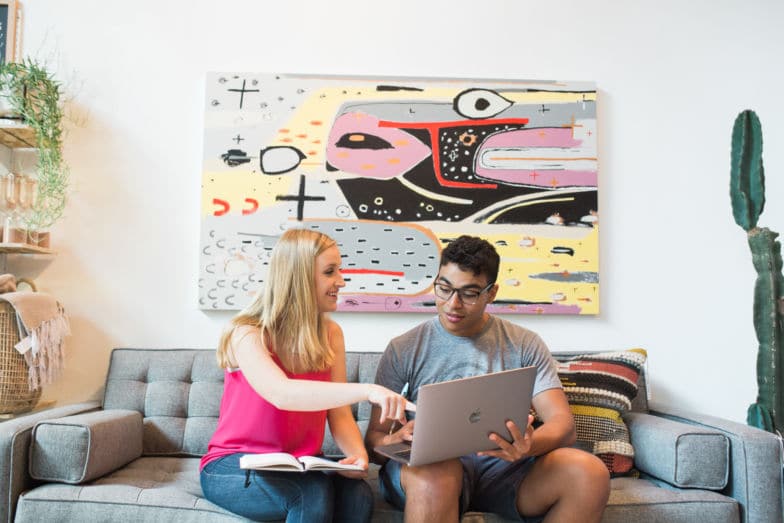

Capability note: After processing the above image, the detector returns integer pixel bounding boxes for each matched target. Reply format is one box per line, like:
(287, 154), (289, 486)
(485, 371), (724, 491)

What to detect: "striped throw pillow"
(556, 349), (647, 475)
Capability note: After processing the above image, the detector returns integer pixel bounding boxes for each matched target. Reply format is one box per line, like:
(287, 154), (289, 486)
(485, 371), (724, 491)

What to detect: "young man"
(365, 235), (610, 522)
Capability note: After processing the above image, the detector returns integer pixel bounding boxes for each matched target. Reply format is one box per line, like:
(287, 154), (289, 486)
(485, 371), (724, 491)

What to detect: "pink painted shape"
(475, 127), (596, 187)
(483, 127), (581, 148)
(326, 112), (432, 179)
(478, 169), (598, 188)
(336, 294), (581, 314)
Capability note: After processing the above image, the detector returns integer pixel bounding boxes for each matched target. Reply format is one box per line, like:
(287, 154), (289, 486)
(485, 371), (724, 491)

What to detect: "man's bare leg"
(400, 458), (463, 523)
(516, 448), (610, 523)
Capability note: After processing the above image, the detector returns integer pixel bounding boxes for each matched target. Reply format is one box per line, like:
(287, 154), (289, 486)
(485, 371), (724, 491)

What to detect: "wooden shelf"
(0, 120), (36, 149)
(0, 243), (54, 255)
(0, 122), (52, 256)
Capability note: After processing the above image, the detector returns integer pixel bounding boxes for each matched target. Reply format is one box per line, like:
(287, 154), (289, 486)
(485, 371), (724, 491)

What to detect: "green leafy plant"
(0, 58), (68, 230)
(730, 109), (784, 435)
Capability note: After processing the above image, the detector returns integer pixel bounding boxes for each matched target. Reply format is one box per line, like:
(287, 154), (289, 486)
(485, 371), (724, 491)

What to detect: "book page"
(239, 452), (304, 471)
(298, 456), (363, 471)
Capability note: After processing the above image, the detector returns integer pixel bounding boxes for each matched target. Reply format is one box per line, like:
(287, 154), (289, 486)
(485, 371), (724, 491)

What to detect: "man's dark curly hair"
(440, 235), (499, 284)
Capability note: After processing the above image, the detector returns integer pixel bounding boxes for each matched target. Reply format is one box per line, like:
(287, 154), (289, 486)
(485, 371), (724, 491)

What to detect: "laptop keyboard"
(394, 448), (411, 460)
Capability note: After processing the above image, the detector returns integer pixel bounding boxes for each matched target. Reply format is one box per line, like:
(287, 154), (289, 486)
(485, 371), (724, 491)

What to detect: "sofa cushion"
(554, 349), (647, 476)
(603, 477), (739, 523)
(16, 458), (740, 523)
(626, 412), (730, 490)
(15, 457), (240, 523)
(29, 409), (143, 484)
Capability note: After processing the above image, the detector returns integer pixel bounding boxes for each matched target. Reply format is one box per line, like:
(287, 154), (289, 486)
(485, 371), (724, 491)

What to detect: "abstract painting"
(199, 73), (598, 314)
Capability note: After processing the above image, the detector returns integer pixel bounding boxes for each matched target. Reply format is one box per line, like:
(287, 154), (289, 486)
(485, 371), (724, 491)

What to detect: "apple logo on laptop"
(468, 409), (481, 423)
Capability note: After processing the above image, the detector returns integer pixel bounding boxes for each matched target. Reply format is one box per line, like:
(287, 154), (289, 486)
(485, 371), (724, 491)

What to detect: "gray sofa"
(1, 348), (782, 522)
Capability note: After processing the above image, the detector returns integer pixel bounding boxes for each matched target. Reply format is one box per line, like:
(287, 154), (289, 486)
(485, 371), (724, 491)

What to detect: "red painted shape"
(213, 198), (230, 216)
(242, 198), (259, 215)
(340, 268), (405, 277)
(377, 117), (529, 189)
(378, 117), (529, 130)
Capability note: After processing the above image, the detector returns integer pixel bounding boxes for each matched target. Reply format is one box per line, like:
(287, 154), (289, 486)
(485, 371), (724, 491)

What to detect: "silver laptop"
(374, 366), (536, 467)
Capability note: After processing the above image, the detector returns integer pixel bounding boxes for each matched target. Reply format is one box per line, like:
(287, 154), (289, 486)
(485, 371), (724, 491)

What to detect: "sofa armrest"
(0, 401), (101, 523)
(648, 406), (784, 523)
(29, 409), (143, 484)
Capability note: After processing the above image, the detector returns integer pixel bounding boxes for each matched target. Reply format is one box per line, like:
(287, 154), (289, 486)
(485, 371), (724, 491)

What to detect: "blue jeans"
(200, 454), (373, 523)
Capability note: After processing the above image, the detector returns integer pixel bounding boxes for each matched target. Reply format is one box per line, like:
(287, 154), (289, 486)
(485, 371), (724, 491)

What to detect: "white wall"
(13, 0), (783, 423)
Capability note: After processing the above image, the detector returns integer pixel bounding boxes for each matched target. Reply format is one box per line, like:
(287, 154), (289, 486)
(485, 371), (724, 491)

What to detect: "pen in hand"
(389, 382), (410, 435)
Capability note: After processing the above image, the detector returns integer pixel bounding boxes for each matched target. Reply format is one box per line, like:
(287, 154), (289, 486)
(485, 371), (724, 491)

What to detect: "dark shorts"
(378, 455), (542, 522)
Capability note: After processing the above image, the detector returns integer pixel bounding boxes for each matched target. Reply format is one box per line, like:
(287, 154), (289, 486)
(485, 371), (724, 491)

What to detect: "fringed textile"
(0, 292), (70, 390)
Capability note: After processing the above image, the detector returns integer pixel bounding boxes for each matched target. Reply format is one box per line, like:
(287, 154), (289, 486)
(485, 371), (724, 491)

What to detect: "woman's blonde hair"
(216, 228), (337, 373)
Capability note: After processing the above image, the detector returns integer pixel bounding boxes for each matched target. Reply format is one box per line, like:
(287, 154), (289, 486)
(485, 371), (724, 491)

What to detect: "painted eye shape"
(335, 132), (393, 150)
(453, 88), (513, 120)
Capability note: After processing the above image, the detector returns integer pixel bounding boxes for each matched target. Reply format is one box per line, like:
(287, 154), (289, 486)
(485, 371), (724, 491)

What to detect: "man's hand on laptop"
(384, 419), (415, 446)
(477, 414), (534, 462)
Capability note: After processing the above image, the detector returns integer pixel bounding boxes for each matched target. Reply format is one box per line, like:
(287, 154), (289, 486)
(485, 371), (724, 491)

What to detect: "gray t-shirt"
(375, 315), (561, 417)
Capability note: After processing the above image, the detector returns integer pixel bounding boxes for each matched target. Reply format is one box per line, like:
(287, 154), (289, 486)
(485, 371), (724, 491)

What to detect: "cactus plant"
(730, 109), (784, 434)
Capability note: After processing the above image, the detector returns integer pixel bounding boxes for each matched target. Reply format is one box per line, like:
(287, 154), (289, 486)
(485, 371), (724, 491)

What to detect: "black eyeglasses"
(433, 281), (495, 305)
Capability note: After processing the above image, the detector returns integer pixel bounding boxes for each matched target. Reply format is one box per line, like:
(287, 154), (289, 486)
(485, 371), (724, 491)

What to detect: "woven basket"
(0, 294), (42, 414)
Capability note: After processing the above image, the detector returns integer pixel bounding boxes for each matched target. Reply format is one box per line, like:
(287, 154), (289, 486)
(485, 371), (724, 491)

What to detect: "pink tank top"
(200, 355), (332, 469)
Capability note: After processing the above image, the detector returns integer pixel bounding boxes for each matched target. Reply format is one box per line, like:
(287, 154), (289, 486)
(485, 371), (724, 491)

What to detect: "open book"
(239, 452), (364, 472)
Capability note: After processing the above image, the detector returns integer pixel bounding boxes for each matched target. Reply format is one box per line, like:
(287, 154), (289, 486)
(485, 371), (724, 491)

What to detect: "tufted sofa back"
(101, 348), (648, 456)
(102, 349), (224, 456)
(100, 348), (386, 456)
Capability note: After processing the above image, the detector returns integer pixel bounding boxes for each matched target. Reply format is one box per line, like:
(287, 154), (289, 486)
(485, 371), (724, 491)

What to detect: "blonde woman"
(200, 228), (409, 522)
